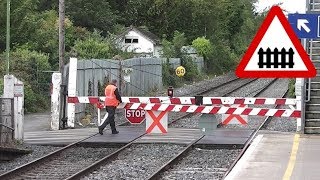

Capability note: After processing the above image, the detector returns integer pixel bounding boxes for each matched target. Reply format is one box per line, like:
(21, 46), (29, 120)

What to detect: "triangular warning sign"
(236, 6), (316, 78)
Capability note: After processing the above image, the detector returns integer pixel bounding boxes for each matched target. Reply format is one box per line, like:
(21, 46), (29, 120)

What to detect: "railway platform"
(225, 132), (320, 180)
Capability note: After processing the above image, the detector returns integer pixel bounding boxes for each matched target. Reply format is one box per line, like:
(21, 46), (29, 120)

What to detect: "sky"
(254, 0), (306, 14)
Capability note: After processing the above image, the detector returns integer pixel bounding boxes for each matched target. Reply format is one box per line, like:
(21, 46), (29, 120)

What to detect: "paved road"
(24, 112), (51, 132)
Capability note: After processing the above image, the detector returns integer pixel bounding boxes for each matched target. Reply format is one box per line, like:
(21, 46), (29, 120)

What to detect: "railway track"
(143, 79), (279, 179)
(67, 78), (275, 179)
(0, 78), (281, 179)
(222, 87), (289, 179)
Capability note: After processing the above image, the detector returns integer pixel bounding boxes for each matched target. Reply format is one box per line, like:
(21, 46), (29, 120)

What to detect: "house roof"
(118, 26), (161, 45)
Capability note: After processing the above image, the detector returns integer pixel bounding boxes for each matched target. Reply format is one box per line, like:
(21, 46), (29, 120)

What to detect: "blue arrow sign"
(288, 13), (320, 38)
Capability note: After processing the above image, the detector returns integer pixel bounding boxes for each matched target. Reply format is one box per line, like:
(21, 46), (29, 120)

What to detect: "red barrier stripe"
(166, 104), (175, 112)
(255, 99), (266, 105)
(274, 109), (285, 117)
(275, 99), (286, 105)
(226, 107), (237, 114)
(170, 98), (182, 104)
(88, 97), (99, 104)
(195, 106), (205, 113)
(180, 106), (190, 112)
(210, 107), (220, 114)
(257, 109), (269, 116)
(124, 103), (134, 109)
(291, 110), (301, 118)
(129, 98), (140, 103)
(211, 99), (222, 104)
(241, 108), (253, 115)
(149, 98), (161, 103)
(152, 103), (161, 111)
(68, 97), (79, 103)
(234, 99), (245, 104)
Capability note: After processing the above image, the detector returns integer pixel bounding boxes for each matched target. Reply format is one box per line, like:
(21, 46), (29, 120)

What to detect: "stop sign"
(125, 109), (146, 124)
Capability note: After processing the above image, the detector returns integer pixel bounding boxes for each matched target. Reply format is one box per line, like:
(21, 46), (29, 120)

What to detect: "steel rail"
(0, 131), (101, 179)
(169, 78), (258, 124)
(146, 135), (205, 180)
(0, 118), (131, 179)
(222, 85), (288, 179)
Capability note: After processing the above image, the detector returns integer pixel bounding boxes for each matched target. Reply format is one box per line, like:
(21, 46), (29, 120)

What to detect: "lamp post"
(6, 0), (10, 75)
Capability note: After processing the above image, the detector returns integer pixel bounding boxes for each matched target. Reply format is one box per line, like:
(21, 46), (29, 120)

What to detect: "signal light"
(167, 86), (173, 98)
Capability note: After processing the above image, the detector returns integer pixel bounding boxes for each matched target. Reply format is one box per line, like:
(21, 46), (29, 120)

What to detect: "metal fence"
(0, 98), (14, 146)
(65, 57), (203, 97)
(64, 57), (204, 123)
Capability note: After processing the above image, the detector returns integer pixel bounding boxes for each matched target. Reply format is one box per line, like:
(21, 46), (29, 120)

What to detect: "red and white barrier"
(120, 103), (300, 118)
(68, 96), (297, 105)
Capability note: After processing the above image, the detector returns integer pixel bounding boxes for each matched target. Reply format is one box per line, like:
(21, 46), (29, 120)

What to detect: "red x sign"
(146, 111), (168, 133)
(222, 104), (248, 125)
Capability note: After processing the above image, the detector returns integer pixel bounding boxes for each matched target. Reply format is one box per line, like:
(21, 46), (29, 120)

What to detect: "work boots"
(112, 130), (119, 134)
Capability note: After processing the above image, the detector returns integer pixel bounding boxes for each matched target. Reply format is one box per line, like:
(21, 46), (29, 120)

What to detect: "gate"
(0, 98), (14, 146)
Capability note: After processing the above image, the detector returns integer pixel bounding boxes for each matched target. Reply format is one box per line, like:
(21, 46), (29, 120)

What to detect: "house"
(116, 26), (162, 57)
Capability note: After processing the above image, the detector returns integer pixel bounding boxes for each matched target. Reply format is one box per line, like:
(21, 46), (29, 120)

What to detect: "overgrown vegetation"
(0, 0), (266, 112)
(288, 79), (296, 98)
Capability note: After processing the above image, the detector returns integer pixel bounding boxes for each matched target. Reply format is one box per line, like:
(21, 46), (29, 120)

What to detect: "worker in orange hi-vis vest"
(98, 79), (122, 135)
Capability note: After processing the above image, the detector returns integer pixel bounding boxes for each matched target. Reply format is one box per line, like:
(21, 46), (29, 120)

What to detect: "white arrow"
(297, 19), (311, 33)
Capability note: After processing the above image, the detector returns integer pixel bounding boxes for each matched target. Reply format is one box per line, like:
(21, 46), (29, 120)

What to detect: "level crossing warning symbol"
(146, 111), (168, 134)
(236, 6), (316, 78)
(221, 104), (248, 125)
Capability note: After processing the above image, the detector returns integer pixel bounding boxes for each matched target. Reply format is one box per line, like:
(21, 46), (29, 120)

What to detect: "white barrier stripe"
(130, 103), (141, 110)
(172, 105), (183, 112)
(202, 106), (213, 113)
(218, 106), (229, 114)
(265, 98), (276, 104)
(145, 103), (155, 110)
(158, 104), (169, 111)
(180, 97), (192, 104)
(266, 109), (277, 116)
(186, 105), (198, 113)
(234, 107), (247, 115)
(283, 110), (292, 117)
(249, 108), (261, 116)
(244, 98), (254, 104)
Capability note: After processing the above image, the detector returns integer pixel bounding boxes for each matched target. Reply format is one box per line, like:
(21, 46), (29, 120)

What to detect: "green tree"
(66, 0), (118, 34)
(72, 30), (117, 59)
(192, 37), (213, 72)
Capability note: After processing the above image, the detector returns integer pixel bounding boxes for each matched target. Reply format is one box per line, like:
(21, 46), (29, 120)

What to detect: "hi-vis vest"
(104, 85), (119, 106)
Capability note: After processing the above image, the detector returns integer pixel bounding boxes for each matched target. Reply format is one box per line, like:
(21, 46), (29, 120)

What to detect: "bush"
(162, 60), (182, 87)
(181, 56), (200, 82)
(0, 48), (51, 113)
(288, 79), (295, 98)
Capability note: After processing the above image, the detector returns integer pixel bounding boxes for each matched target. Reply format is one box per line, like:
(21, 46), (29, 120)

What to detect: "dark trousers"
(99, 106), (117, 132)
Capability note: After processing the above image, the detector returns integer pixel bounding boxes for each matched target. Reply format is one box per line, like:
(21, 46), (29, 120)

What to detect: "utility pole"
(6, 0), (10, 75)
(59, 0), (67, 129)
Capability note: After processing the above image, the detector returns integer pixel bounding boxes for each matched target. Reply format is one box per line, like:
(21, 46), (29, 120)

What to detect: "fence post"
(67, 57), (77, 128)
(51, 73), (61, 130)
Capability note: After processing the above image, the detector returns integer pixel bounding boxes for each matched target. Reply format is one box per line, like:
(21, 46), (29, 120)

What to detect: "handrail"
(0, 123), (14, 131)
(306, 78), (311, 102)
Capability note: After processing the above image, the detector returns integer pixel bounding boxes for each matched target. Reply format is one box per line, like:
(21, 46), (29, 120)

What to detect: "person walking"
(98, 79), (122, 135)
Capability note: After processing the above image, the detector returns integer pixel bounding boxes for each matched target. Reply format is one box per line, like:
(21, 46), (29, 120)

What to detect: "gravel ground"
(0, 145), (61, 174)
(83, 144), (185, 180)
(223, 78), (294, 130)
(160, 148), (242, 180)
(4, 146), (118, 179)
(170, 78), (275, 129)
(161, 78), (296, 180)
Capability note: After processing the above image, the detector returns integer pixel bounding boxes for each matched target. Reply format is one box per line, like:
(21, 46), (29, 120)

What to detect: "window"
(124, 37), (139, 44)
(125, 39), (131, 43)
